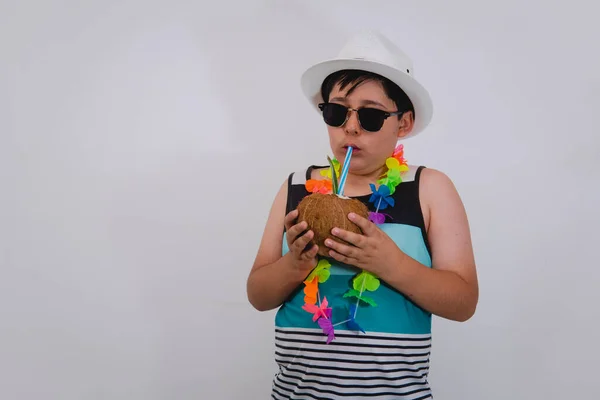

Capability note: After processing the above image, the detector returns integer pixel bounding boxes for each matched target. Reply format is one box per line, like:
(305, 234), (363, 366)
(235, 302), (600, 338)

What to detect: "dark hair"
(320, 69), (415, 119)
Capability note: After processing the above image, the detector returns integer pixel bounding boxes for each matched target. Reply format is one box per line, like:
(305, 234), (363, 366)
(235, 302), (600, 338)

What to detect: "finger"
(348, 212), (376, 236)
(287, 220), (308, 243)
(284, 210), (299, 231)
(324, 237), (359, 260)
(328, 249), (354, 266)
(303, 244), (319, 260)
(331, 227), (365, 248)
(293, 230), (314, 254)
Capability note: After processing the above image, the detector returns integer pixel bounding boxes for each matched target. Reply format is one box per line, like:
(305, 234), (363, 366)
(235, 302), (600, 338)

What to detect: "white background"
(1, 0), (599, 399)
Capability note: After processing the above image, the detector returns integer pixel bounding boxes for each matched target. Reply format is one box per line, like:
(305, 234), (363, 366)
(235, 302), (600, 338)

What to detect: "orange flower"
(392, 144), (408, 166)
(306, 179), (333, 194)
(303, 276), (319, 305)
(392, 144), (404, 159)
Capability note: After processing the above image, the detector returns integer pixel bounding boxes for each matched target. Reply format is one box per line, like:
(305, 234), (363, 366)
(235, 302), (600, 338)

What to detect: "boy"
(247, 30), (478, 399)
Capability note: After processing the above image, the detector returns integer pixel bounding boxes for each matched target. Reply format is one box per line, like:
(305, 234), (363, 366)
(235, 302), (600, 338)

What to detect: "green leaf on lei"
(377, 169), (402, 194)
(352, 271), (381, 292)
(343, 289), (378, 307)
(306, 259), (331, 283)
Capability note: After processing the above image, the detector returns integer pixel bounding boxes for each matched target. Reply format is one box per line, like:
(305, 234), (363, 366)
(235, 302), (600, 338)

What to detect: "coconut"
(297, 193), (370, 257)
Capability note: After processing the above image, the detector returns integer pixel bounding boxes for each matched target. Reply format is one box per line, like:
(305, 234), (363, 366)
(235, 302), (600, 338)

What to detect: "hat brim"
(300, 58), (433, 138)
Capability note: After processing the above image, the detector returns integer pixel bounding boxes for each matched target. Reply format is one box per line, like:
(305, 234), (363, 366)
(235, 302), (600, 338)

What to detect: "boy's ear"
(397, 111), (414, 139)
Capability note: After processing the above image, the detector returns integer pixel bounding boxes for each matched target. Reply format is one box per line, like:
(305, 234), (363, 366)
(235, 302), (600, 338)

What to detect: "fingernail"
(348, 213), (356, 220)
(332, 228), (339, 235)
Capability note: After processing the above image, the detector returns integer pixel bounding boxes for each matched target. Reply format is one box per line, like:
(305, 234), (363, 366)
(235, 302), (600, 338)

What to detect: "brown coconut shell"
(297, 193), (370, 257)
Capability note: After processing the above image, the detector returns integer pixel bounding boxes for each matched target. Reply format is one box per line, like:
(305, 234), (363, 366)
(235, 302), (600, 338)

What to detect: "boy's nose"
(344, 110), (361, 135)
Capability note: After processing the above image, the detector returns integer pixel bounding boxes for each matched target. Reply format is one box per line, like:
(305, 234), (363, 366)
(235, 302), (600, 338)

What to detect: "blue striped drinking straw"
(337, 147), (353, 196)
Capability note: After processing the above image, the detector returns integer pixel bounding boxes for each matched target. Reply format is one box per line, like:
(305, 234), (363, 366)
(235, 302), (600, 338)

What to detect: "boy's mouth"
(343, 144), (361, 151)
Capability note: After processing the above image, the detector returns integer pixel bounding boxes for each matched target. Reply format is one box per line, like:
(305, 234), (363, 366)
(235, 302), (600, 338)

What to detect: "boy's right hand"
(284, 209), (319, 275)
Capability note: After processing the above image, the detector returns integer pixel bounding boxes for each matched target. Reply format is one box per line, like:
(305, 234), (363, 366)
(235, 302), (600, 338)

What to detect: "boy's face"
(325, 80), (414, 176)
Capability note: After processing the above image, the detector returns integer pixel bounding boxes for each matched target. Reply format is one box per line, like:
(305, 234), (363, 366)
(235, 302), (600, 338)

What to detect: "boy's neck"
(341, 166), (386, 197)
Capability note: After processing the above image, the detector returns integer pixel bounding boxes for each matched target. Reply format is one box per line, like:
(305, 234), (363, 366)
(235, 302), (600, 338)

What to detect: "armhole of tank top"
(415, 166), (432, 257)
(282, 171), (298, 237)
(305, 167), (313, 181)
(305, 164), (328, 181)
(285, 172), (294, 219)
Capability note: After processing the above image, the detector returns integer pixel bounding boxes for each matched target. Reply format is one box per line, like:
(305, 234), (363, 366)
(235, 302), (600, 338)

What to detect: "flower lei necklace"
(300, 144), (409, 343)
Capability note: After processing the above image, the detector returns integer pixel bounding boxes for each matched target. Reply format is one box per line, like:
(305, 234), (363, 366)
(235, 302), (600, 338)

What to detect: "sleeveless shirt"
(271, 164), (433, 400)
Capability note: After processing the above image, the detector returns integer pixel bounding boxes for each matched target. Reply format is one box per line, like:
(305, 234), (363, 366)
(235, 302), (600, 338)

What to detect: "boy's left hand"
(325, 212), (403, 277)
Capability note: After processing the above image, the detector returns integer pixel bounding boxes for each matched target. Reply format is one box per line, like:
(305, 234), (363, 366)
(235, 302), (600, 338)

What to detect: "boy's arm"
(246, 179), (307, 311)
(384, 168), (479, 321)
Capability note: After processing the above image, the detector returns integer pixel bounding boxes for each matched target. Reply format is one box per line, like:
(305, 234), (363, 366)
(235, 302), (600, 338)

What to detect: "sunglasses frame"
(318, 102), (405, 132)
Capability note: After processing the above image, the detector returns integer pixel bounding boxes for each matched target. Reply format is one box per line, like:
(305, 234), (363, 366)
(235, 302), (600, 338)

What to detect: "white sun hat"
(300, 30), (433, 138)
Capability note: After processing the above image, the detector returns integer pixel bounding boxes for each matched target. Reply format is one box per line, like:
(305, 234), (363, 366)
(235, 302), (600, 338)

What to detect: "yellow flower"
(320, 158), (341, 179)
(386, 157), (408, 172)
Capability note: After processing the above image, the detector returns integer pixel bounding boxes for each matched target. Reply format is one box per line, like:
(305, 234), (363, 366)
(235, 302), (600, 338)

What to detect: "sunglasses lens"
(319, 103), (392, 132)
(358, 108), (387, 132)
(321, 103), (348, 127)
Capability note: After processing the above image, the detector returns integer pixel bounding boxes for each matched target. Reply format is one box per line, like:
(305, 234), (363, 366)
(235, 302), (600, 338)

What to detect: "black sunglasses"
(318, 102), (404, 132)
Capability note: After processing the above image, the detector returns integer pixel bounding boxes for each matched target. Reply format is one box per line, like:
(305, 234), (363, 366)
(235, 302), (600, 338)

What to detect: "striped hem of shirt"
(271, 327), (433, 399)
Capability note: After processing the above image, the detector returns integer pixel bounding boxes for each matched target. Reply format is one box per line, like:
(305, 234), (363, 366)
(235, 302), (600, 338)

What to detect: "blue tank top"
(271, 165), (434, 400)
